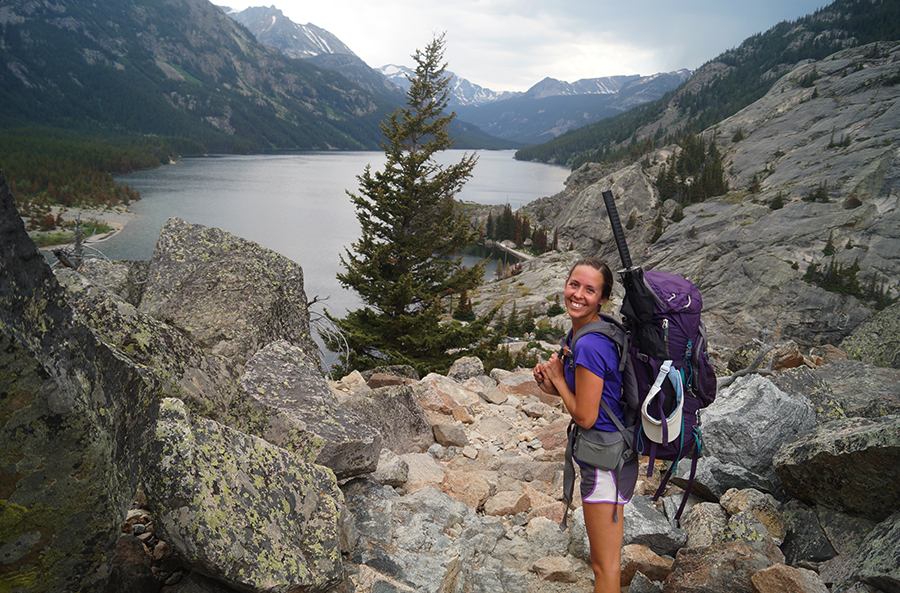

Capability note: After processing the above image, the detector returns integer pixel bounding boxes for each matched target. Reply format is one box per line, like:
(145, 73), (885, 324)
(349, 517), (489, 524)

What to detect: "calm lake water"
(103, 149), (568, 363)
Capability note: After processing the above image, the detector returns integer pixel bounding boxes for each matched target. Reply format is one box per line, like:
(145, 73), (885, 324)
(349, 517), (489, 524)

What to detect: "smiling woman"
(532, 256), (637, 593)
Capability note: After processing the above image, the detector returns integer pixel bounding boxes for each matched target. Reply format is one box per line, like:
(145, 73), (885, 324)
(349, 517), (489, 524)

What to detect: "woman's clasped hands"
(533, 352), (564, 396)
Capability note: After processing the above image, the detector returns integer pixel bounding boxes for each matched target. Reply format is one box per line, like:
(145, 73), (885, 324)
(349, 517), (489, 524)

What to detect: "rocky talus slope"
(2, 168), (898, 592)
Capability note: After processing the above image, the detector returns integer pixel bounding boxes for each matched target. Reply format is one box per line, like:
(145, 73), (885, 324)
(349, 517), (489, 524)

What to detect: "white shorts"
(579, 462), (637, 505)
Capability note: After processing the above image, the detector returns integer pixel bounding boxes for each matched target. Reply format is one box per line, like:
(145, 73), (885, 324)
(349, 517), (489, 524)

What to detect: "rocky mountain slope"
(516, 0), (900, 166)
(514, 41), (899, 360)
(378, 63), (520, 107)
(222, 5), (405, 105)
(3, 168), (898, 593)
(223, 5), (356, 58)
(222, 4), (687, 145)
(380, 64), (690, 144)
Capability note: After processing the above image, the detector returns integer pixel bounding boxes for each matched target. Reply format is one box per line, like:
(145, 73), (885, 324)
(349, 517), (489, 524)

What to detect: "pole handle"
(602, 190), (633, 269)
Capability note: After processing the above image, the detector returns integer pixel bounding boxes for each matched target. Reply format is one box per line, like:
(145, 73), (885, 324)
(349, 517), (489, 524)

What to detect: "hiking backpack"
(559, 270), (717, 523)
(620, 269), (717, 520)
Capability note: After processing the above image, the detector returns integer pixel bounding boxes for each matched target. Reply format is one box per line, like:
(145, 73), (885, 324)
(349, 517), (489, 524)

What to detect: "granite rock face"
(55, 267), (242, 423)
(518, 43), (900, 356)
(0, 171), (162, 591)
(145, 398), (345, 592)
(840, 300), (900, 369)
(848, 511), (900, 593)
(139, 217), (318, 366)
(237, 340), (382, 479)
(341, 383), (436, 455)
(773, 414), (900, 522)
(701, 374), (818, 484)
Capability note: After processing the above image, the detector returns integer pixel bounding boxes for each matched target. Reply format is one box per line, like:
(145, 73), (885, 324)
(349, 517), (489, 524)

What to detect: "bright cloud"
(220, 0), (826, 92)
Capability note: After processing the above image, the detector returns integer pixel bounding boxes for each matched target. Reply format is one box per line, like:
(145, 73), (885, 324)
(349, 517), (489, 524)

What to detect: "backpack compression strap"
(651, 425), (702, 521)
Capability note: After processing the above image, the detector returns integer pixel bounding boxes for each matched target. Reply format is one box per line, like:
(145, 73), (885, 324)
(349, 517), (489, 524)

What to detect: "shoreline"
(30, 204), (135, 253)
(483, 239), (534, 262)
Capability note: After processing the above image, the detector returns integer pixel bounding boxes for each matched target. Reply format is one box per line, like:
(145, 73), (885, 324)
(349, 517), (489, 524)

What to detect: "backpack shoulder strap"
(559, 316), (630, 372)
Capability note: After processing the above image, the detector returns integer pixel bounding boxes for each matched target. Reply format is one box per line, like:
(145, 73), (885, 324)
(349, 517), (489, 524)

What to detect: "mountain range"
(515, 0), (900, 166)
(0, 0), (690, 153)
(221, 5), (688, 144)
(453, 70), (691, 145)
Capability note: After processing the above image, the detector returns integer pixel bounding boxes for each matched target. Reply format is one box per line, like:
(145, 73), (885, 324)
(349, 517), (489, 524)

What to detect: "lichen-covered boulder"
(236, 340), (381, 479)
(74, 257), (149, 307)
(812, 358), (900, 418)
(664, 541), (778, 593)
(447, 356), (485, 382)
(145, 398), (345, 592)
(840, 300), (900, 369)
(139, 218), (317, 365)
(848, 510), (900, 593)
(0, 171), (161, 591)
(774, 414), (900, 522)
(55, 268), (242, 423)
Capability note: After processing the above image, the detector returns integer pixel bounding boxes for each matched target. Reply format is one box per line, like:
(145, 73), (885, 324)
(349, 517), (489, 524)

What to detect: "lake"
(104, 150), (569, 321)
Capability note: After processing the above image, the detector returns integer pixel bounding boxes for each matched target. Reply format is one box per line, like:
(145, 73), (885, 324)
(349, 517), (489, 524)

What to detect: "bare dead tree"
(308, 296), (348, 380)
(49, 215), (113, 270)
(717, 339), (781, 390)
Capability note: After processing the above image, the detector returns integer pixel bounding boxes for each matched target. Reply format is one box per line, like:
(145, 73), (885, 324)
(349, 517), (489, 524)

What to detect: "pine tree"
(325, 35), (490, 376)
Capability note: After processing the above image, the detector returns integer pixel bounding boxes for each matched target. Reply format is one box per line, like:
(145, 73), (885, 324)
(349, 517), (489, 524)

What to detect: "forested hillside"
(0, 0), (392, 153)
(516, 0), (900, 167)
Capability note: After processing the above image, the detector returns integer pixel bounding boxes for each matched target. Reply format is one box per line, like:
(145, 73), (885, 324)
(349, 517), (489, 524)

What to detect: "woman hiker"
(532, 257), (639, 593)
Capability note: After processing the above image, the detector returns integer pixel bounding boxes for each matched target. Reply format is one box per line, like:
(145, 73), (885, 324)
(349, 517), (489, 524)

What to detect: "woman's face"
(565, 265), (606, 324)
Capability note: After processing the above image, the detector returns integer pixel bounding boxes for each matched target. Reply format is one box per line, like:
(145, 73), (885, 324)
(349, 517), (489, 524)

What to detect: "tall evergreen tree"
(325, 34), (489, 375)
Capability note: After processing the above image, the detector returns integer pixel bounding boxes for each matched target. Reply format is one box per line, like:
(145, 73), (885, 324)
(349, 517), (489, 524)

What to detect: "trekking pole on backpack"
(601, 190), (634, 270)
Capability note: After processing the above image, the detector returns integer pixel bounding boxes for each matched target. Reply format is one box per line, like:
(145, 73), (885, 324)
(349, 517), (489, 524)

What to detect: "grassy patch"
(30, 220), (114, 247)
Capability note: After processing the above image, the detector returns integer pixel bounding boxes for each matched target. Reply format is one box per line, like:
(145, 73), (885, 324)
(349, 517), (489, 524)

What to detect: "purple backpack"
(620, 269), (717, 520)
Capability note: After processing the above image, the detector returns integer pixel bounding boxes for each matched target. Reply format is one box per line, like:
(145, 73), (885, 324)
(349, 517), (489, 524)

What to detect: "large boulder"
(779, 499), (838, 566)
(701, 374), (817, 484)
(0, 171), (161, 591)
(73, 257), (149, 307)
(623, 496), (688, 557)
(772, 357), (900, 422)
(342, 383), (436, 454)
(139, 217), (317, 365)
(672, 456), (781, 503)
(846, 511), (900, 593)
(840, 300), (900, 369)
(145, 398), (345, 593)
(236, 340), (381, 479)
(769, 365), (847, 423)
(812, 358), (900, 418)
(773, 414), (900, 522)
(664, 541), (780, 593)
(55, 268), (242, 423)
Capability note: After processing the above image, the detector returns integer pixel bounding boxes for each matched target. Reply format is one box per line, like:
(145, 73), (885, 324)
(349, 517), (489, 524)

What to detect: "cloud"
(223, 0), (826, 91)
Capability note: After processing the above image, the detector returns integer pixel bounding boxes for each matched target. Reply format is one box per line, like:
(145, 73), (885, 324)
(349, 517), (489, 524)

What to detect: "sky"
(220, 0), (828, 92)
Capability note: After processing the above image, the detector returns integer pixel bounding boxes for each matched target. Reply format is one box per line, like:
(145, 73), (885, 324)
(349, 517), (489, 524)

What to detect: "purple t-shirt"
(563, 332), (624, 431)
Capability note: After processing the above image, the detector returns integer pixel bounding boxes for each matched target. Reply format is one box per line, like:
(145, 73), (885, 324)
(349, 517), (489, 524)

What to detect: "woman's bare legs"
(583, 502), (625, 593)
